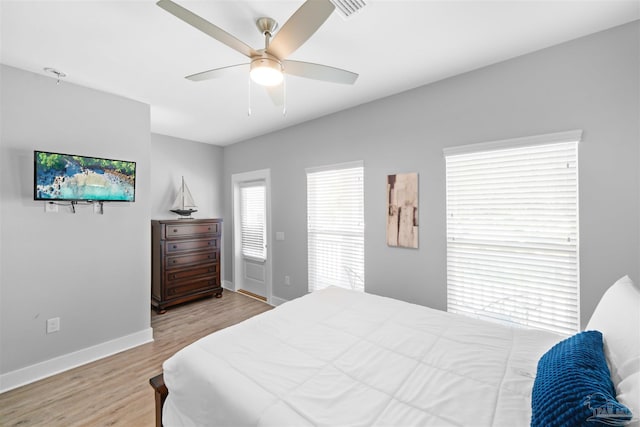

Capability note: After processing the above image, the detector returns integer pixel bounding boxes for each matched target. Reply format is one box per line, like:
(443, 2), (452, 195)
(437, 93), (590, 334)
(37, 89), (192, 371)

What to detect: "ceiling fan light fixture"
(250, 57), (283, 86)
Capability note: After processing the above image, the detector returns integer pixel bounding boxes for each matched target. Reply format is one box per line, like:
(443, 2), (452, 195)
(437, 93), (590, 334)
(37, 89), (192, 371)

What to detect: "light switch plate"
(46, 317), (60, 334)
(275, 232), (285, 241)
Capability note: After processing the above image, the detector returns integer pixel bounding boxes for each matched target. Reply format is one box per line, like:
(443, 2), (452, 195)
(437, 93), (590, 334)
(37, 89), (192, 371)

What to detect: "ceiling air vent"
(329, 0), (367, 20)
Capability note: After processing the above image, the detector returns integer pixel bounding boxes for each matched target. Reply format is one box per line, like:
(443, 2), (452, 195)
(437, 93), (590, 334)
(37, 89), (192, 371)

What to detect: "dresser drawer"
(165, 222), (219, 239)
(165, 277), (218, 297)
(165, 238), (219, 253)
(166, 264), (218, 282)
(166, 251), (217, 269)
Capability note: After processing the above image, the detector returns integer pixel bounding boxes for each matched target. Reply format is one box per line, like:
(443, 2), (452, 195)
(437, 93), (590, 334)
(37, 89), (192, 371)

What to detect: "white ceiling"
(1, 1), (638, 146)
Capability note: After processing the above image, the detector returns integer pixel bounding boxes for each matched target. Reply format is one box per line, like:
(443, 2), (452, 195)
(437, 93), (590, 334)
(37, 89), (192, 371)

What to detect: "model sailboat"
(170, 176), (198, 218)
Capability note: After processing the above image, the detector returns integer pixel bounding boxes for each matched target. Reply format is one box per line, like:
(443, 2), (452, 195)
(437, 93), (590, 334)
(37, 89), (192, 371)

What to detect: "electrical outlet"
(284, 275), (290, 286)
(46, 317), (60, 334)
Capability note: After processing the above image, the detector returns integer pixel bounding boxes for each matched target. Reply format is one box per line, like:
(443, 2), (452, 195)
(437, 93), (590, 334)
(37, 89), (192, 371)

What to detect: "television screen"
(34, 151), (136, 202)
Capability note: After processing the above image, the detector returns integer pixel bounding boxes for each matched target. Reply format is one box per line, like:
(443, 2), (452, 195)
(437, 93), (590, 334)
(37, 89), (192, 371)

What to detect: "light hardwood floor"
(0, 291), (273, 426)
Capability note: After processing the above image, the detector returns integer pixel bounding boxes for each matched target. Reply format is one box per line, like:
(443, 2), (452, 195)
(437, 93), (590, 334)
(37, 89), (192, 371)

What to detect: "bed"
(150, 277), (639, 426)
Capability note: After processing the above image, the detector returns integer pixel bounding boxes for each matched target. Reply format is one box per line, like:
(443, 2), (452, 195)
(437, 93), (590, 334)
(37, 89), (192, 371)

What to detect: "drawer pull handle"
(172, 260), (177, 264)
(173, 229), (178, 233)
(173, 245), (177, 249)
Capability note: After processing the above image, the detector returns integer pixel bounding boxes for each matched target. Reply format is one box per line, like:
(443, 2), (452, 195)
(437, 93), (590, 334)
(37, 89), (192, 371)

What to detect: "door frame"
(231, 169), (273, 305)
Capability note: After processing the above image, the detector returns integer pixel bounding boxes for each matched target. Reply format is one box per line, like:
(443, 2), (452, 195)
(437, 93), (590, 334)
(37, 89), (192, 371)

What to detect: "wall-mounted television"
(34, 150), (136, 202)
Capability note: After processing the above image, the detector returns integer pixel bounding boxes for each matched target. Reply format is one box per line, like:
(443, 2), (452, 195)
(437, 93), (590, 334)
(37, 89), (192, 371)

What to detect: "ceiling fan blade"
(185, 64), (248, 82)
(157, 0), (257, 58)
(265, 85), (284, 106)
(283, 60), (358, 84)
(267, 0), (335, 59)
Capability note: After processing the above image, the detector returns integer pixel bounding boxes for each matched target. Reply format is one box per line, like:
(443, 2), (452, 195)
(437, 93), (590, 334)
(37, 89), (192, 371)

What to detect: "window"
(239, 181), (266, 261)
(307, 161), (364, 292)
(444, 131), (580, 335)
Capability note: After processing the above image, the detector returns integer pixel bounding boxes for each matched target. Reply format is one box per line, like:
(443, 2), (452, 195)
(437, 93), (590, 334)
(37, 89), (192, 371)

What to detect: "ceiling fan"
(156, 0), (359, 104)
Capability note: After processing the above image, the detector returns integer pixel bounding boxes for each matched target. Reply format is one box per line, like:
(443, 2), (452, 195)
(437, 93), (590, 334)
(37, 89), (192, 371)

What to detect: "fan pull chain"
(282, 77), (287, 116)
(247, 76), (252, 116)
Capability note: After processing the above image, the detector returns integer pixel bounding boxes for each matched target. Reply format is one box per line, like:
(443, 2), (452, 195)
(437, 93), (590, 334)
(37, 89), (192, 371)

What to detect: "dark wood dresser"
(151, 219), (222, 313)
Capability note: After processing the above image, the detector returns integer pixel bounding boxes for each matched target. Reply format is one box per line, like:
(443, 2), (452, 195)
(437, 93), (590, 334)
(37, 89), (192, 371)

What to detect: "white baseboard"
(222, 280), (234, 291)
(270, 295), (288, 306)
(0, 327), (154, 394)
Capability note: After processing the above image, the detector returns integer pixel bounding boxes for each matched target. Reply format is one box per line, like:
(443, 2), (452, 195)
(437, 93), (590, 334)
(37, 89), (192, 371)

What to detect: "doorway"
(232, 169), (272, 304)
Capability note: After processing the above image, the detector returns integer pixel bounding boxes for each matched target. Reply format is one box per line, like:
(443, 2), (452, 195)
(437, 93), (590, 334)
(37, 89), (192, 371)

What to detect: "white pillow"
(586, 275), (640, 425)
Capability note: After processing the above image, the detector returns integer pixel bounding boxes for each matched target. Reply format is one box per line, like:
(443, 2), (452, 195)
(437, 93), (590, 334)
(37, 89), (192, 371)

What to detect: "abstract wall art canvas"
(387, 172), (419, 248)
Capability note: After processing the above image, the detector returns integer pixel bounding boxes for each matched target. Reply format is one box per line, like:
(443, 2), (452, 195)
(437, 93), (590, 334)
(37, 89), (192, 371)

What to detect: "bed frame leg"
(150, 373), (168, 427)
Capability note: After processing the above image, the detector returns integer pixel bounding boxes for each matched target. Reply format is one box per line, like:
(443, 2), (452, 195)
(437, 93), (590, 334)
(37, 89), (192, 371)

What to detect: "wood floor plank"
(0, 291), (273, 426)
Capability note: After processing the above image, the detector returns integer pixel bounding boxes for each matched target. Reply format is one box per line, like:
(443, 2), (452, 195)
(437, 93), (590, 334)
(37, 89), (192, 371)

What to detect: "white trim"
(305, 160), (364, 174)
(443, 129), (583, 157)
(270, 295), (289, 307)
(231, 169), (273, 305)
(222, 279), (234, 291)
(0, 328), (153, 393)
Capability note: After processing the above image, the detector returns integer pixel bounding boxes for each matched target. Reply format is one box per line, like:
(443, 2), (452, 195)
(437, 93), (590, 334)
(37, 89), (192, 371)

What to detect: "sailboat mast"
(181, 176), (185, 209)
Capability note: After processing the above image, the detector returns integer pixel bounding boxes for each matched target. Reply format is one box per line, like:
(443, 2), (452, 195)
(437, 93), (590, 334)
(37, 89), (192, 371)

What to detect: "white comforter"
(163, 287), (563, 426)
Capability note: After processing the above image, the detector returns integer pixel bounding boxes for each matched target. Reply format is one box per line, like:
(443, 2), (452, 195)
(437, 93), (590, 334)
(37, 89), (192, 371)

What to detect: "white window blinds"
(307, 162), (364, 292)
(240, 182), (266, 261)
(444, 132), (580, 335)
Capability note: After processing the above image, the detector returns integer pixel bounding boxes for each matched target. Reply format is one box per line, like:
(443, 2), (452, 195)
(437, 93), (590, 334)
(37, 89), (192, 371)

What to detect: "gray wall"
(223, 21), (640, 328)
(0, 65), (151, 374)
(0, 19), (636, 384)
(150, 133), (224, 220)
